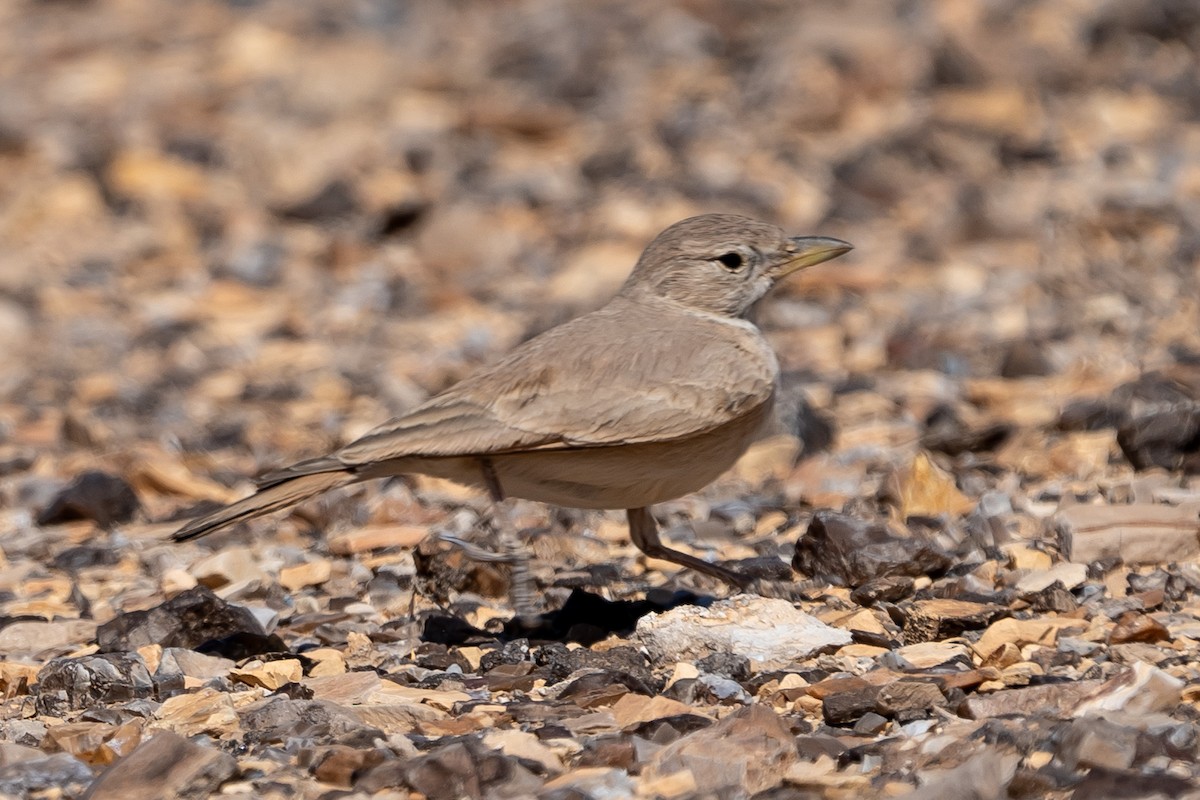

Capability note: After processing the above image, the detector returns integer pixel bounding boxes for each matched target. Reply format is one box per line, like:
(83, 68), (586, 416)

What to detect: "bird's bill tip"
(773, 236), (854, 277)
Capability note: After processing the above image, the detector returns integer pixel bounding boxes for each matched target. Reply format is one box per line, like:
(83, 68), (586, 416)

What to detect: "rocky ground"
(1, 0), (1200, 798)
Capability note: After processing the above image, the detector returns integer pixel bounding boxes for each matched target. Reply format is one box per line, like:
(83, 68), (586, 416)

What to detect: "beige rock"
(973, 617), (1086, 661)
(1015, 562), (1088, 593)
(152, 688), (240, 738)
(328, 524), (428, 555)
(481, 729), (563, 775)
(229, 659), (303, 690)
(0, 662), (40, 696)
(0, 620), (98, 657)
(1053, 502), (1200, 565)
(888, 451), (975, 518)
(278, 559), (332, 591)
(190, 547), (267, 589)
(610, 694), (705, 729)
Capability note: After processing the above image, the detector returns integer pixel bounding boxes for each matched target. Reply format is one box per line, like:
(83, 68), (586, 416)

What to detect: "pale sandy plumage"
(173, 214), (852, 586)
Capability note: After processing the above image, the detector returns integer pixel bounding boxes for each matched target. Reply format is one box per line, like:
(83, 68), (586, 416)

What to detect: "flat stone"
(902, 599), (1008, 643)
(635, 596), (851, 667)
(1015, 562), (1088, 593)
(0, 620), (98, 658)
(960, 680), (1103, 720)
(328, 524), (428, 555)
(1053, 502), (1200, 565)
(793, 511), (952, 586)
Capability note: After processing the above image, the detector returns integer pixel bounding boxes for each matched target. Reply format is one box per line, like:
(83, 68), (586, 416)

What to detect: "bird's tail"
(171, 470), (357, 541)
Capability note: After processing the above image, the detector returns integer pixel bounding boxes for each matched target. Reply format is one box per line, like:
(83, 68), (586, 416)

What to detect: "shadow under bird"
(173, 213), (852, 588)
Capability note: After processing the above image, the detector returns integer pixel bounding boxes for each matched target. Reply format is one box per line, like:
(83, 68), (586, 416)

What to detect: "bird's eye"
(716, 252), (744, 271)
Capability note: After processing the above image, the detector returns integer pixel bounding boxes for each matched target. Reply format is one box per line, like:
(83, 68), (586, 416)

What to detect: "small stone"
(854, 712), (889, 735)
(278, 559), (332, 591)
(153, 687), (240, 738)
(635, 596), (851, 667)
(885, 451), (976, 518)
(822, 681), (882, 726)
(36, 471), (140, 528)
(328, 524), (428, 555)
(881, 641), (974, 671)
(229, 659), (303, 690)
(84, 731), (236, 800)
(875, 681), (947, 720)
(0, 752), (93, 797)
(850, 576), (916, 606)
(190, 547), (268, 589)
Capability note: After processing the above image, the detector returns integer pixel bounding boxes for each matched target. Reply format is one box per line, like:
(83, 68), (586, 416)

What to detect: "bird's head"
(620, 213), (852, 317)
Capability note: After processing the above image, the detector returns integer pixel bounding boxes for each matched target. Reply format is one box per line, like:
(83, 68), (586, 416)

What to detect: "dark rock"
(535, 643), (655, 690)
(479, 639), (531, 673)
(558, 670), (654, 705)
(696, 652), (751, 683)
(1057, 399), (1127, 431)
(822, 683), (882, 726)
(793, 511), (953, 587)
(1117, 403), (1200, 473)
(0, 752), (92, 797)
(275, 179), (359, 222)
(52, 545), (122, 572)
(36, 471), (139, 528)
(1068, 767), (1195, 800)
(36, 653), (153, 716)
(96, 586), (280, 654)
(303, 745), (387, 788)
(853, 712), (889, 735)
(875, 680), (947, 721)
(922, 406), (1014, 456)
(83, 731), (236, 800)
(508, 587), (696, 644)
(1026, 582), (1079, 614)
(851, 576), (916, 606)
(400, 739), (543, 800)
(575, 735), (638, 770)
(999, 340), (1056, 378)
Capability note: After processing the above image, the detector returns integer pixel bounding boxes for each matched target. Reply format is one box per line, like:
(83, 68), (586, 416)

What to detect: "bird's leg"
(627, 507), (824, 599)
(627, 506), (752, 589)
(437, 458), (538, 623)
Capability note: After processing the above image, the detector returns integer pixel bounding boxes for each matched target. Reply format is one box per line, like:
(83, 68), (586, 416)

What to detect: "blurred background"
(1, 0), (1198, 511)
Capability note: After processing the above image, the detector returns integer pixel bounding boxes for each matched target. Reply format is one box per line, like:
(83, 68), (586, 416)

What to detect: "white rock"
(1016, 561), (1088, 593)
(635, 596), (851, 667)
(1073, 661), (1184, 717)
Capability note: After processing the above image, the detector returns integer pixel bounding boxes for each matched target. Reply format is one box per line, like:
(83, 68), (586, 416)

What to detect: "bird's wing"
(294, 299), (776, 473)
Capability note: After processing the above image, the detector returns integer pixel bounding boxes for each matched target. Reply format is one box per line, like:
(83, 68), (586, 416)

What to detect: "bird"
(173, 213), (852, 589)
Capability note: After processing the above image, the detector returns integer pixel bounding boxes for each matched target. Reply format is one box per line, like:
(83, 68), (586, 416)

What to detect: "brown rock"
(1108, 611), (1170, 644)
(644, 705), (797, 796)
(902, 599), (1008, 644)
(960, 680), (1103, 720)
(84, 731), (236, 800)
